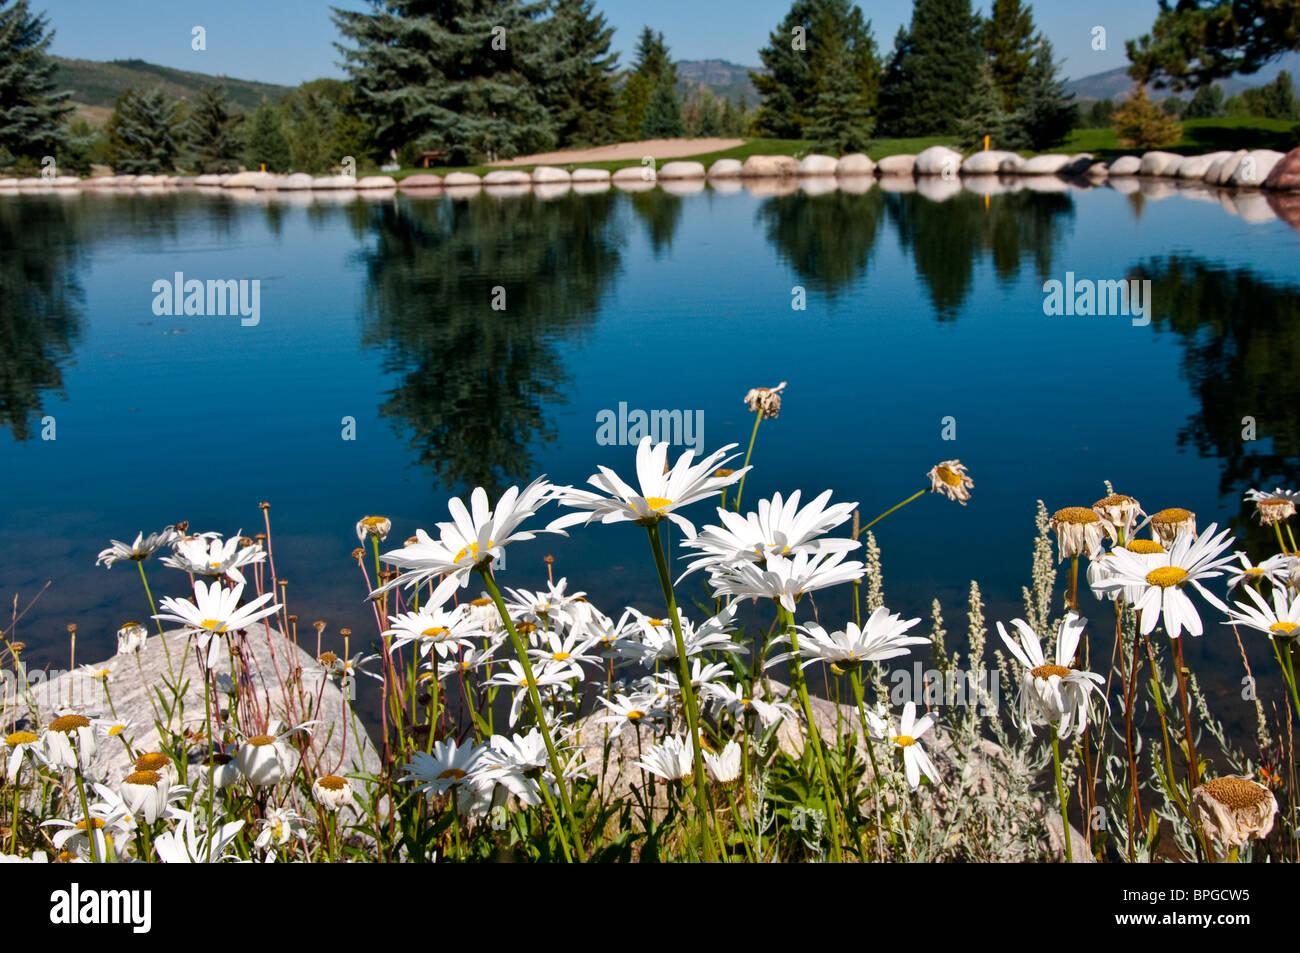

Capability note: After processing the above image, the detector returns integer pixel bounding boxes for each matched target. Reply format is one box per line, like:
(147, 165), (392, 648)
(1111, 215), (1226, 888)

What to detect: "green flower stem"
(1169, 636), (1202, 789)
(732, 410), (763, 513)
(137, 560), (172, 668)
(1274, 637), (1300, 726)
(849, 669), (886, 862)
(859, 488), (928, 535)
(478, 568), (585, 864)
(1050, 729), (1072, 864)
(645, 521), (718, 862)
(777, 603), (844, 862)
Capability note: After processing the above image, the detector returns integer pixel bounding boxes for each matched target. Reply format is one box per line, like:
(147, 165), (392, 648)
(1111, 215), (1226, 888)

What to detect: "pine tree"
(541, 0), (619, 148)
(1004, 38), (1077, 150)
(1112, 84), (1182, 148)
(243, 97), (290, 172)
(1183, 84), (1224, 119)
(956, 61), (1011, 150)
(1243, 71), (1299, 120)
(186, 85), (244, 174)
(284, 85), (335, 173)
(618, 27), (676, 138)
(1084, 98), (1116, 126)
(0, 0), (71, 165)
(641, 72), (684, 138)
(877, 0), (983, 137)
(981, 0), (1035, 110)
(805, 14), (874, 153)
(685, 87), (722, 136)
(752, 0), (880, 139)
(333, 0), (557, 165)
(107, 89), (181, 174)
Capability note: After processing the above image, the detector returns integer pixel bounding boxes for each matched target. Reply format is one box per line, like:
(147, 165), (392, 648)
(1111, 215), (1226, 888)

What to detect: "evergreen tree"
(333, 0), (557, 165)
(956, 60), (1011, 150)
(1112, 84), (1182, 149)
(752, 0), (880, 140)
(59, 116), (105, 174)
(541, 0), (620, 148)
(641, 72), (684, 138)
(243, 97), (290, 172)
(981, 0), (1035, 110)
(805, 13), (874, 153)
(618, 27), (676, 138)
(0, 0), (70, 165)
(877, 0), (983, 137)
(719, 96), (745, 136)
(186, 85), (244, 174)
(1242, 72), (1299, 120)
(1084, 98), (1116, 127)
(1183, 84), (1224, 119)
(684, 87), (722, 136)
(1127, 0), (1300, 90)
(107, 88), (181, 174)
(284, 85), (335, 173)
(1004, 38), (1077, 151)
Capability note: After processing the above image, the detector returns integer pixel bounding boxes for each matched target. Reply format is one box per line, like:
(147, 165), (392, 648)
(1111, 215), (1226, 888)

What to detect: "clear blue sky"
(36, 0), (1157, 84)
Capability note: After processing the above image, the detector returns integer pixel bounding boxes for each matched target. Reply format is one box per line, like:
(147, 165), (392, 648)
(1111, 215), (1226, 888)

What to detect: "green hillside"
(52, 56), (290, 113)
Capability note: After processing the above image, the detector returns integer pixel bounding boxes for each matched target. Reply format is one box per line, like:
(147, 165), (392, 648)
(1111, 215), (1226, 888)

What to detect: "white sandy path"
(487, 137), (745, 167)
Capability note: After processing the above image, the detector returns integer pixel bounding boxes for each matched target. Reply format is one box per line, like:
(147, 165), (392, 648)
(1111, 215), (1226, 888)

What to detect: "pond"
(2, 177), (1298, 732)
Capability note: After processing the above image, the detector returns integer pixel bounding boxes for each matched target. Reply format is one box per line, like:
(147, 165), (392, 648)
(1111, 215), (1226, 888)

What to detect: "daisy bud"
(116, 622), (148, 656)
(356, 515), (392, 542)
(1149, 507), (1196, 547)
(120, 769), (171, 824)
(1192, 776), (1277, 853)
(1049, 507), (1105, 562)
(311, 775), (354, 812)
(237, 733), (289, 787)
(926, 460), (973, 505)
(742, 381), (786, 419)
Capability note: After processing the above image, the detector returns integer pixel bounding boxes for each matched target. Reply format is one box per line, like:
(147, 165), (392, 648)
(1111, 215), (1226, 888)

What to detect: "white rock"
(278, 172), (315, 190)
(570, 167), (611, 182)
(998, 154), (1026, 173)
(51, 176), (82, 187)
(797, 153), (839, 176)
(442, 172), (481, 186)
(707, 158), (744, 178)
(1139, 151), (1182, 176)
(914, 145), (963, 176)
(253, 175), (285, 191)
(836, 153), (876, 176)
(482, 169), (531, 185)
(531, 166), (571, 183)
(657, 160), (707, 179)
(741, 154), (799, 177)
(222, 171), (276, 189)
(612, 165), (653, 182)
(1228, 149), (1285, 188)
(16, 178), (48, 188)
(876, 154), (916, 176)
(1087, 162), (1109, 178)
(533, 182), (572, 200)
(1017, 154), (1071, 175)
(1174, 152), (1231, 179)
(961, 150), (1018, 175)
(312, 175), (356, 189)
(357, 174), (397, 189)
(1107, 156), (1142, 176)
(1205, 150), (1246, 185)
(194, 174), (228, 186)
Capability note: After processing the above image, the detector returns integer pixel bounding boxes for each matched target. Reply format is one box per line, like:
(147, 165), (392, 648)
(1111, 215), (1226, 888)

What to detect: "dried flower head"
(927, 460), (974, 505)
(1150, 508), (1196, 547)
(743, 381), (787, 419)
(1050, 507), (1105, 562)
(1193, 776), (1277, 851)
(356, 516), (392, 542)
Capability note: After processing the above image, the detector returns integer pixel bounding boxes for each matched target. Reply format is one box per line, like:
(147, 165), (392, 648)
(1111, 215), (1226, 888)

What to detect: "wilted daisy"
(1192, 776), (1278, 852)
(373, 478), (569, 604)
(383, 605), (481, 659)
(1224, 585), (1300, 640)
(355, 515), (392, 542)
(1092, 493), (1144, 544)
(200, 752), (240, 790)
(554, 436), (748, 535)
(1244, 489), (1298, 526)
(161, 532), (265, 586)
(743, 381), (786, 418)
(889, 702), (940, 789)
(4, 730), (43, 782)
(677, 489), (859, 578)
(707, 549), (865, 614)
(235, 722), (313, 787)
(153, 811), (244, 863)
(43, 714), (97, 772)
(926, 460), (973, 505)
(1050, 507), (1106, 562)
(119, 769), (172, 824)
(95, 526), (180, 566)
(311, 775), (354, 812)
(703, 682), (796, 729)
(1095, 523), (1236, 637)
(998, 613), (1105, 738)
(115, 622), (148, 655)
(153, 579), (282, 667)
(774, 606), (927, 672)
(1147, 507), (1197, 547)
(634, 735), (694, 782)
(704, 739), (742, 783)
(1226, 552), (1291, 590)
(595, 692), (668, 738)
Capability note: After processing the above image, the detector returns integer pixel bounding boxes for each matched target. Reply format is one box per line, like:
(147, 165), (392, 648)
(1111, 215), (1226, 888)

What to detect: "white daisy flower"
(554, 436), (748, 536)
(311, 775), (355, 812)
(485, 659), (576, 727)
(115, 622), (148, 655)
(997, 613), (1106, 739)
(3, 729), (43, 782)
(527, 629), (601, 680)
(119, 769), (173, 824)
(153, 811), (244, 863)
(1224, 585), (1300, 640)
(479, 729), (585, 806)
(42, 714), (96, 772)
(161, 532), (265, 586)
(1087, 539), (1167, 603)
(703, 739), (742, 783)
(890, 702), (941, 789)
(235, 721), (314, 788)
(95, 526), (181, 567)
(771, 606), (926, 672)
(617, 604), (744, 663)
(1094, 523), (1237, 637)
(595, 692), (669, 738)
(706, 549), (866, 614)
(383, 605), (481, 660)
(702, 682), (796, 729)
(402, 738), (487, 798)
(1226, 552), (1292, 590)
(253, 807), (309, 852)
(435, 644), (498, 681)
(653, 658), (732, 698)
(153, 579), (282, 667)
(634, 735), (694, 781)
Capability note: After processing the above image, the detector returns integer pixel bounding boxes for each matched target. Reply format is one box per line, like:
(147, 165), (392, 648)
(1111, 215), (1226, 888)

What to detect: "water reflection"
(757, 188), (886, 296)
(356, 191), (624, 495)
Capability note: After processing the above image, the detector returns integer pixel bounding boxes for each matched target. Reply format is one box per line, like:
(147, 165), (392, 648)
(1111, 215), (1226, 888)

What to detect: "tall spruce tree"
(1004, 38), (1077, 150)
(1183, 84), (1224, 119)
(186, 85), (244, 173)
(981, 0), (1035, 110)
(956, 60), (1011, 150)
(618, 27), (677, 138)
(243, 97), (290, 171)
(752, 0), (880, 139)
(107, 89), (180, 174)
(805, 13), (874, 153)
(641, 72), (685, 137)
(333, 0), (557, 165)
(541, 0), (620, 148)
(0, 0), (70, 166)
(877, 0), (982, 137)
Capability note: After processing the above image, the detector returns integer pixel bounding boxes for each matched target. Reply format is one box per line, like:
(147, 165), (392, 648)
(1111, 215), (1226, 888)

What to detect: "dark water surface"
(3, 180), (1299, 726)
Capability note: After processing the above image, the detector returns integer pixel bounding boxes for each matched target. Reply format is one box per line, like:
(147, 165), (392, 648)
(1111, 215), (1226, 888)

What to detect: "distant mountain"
(1067, 51), (1300, 101)
(52, 56), (290, 114)
(675, 59), (763, 105)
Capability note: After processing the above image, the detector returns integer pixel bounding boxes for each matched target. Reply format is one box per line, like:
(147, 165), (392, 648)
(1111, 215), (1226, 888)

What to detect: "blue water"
(3, 181), (1298, 707)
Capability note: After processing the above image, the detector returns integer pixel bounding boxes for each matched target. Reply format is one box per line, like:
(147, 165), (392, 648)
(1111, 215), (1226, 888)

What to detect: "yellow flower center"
(421, 627), (450, 639)
(644, 497), (673, 511)
(935, 466), (962, 487)
(6, 731), (38, 746)
(453, 541), (493, 563)
(124, 770), (162, 787)
(552, 652), (571, 661)
(316, 775), (347, 791)
(437, 768), (467, 780)
(740, 698), (752, 706)
(626, 710), (644, 720)
(1152, 508), (1193, 524)
(1244, 567), (1264, 576)
(1200, 776), (1270, 809)
(361, 516), (388, 528)
(49, 715), (90, 733)
(1127, 539), (1165, 554)
(1146, 566), (1188, 588)
(1270, 622), (1299, 636)
(133, 752), (171, 772)
(1053, 506), (1100, 524)
(75, 818), (107, 831)
(108, 725), (125, 736)
(200, 619), (227, 633)
(1031, 664), (1073, 679)
(247, 734), (276, 746)
(892, 735), (916, 747)
(470, 598), (492, 607)
(648, 618), (665, 627)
